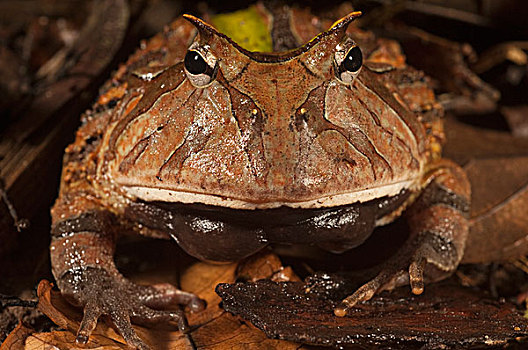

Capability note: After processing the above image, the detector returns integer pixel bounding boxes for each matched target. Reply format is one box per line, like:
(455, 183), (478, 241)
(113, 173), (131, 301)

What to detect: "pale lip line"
(121, 179), (417, 210)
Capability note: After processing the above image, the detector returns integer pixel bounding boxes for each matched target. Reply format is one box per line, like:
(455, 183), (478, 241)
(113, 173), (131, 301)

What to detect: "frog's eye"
(334, 40), (362, 85)
(184, 47), (218, 87)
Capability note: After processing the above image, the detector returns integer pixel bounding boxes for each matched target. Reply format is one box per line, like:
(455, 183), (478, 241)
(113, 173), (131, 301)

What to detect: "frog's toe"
(131, 305), (190, 332)
(61, 268), (203, 348)
(414, 231), (460, 272)
(408, 232), (460, 291)
(137, 283), (206, 312)
(334, 232), (461, 317)
(334, 279), (379, 317)
(409, 256), (426, 295)
(110, 307), (151, 350)
(76, 301), (102, 344)
(76, 298), (150, 350)
(334, 268), (405, 317)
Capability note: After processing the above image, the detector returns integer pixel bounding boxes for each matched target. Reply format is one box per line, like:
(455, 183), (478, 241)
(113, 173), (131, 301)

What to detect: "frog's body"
(50, 4), (470, 349)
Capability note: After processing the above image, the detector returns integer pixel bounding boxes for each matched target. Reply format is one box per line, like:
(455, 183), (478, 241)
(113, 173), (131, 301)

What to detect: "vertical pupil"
(184, 50), (208, 75)
(344, 46), (362, 72)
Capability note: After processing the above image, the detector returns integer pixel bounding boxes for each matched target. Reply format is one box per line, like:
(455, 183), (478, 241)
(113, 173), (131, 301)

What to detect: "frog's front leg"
(335, 159), (470, 317)
(50, 201), (205, 349)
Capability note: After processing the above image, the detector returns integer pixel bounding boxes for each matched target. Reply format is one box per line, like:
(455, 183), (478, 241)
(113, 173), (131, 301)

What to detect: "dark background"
(1, 0), (527, 344)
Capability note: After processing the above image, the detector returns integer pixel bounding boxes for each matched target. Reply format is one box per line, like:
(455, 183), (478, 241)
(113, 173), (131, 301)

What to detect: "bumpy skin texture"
(51, 3), (469, 349)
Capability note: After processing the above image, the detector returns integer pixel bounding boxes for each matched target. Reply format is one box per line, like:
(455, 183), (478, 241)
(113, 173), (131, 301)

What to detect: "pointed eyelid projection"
(182, 11), (363, 61)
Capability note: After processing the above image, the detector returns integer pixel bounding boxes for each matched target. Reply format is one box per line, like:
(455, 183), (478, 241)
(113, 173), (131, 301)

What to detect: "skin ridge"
(357, 71), (426, 155)
(321, 83), (394, 182)
(355, 93), (418, 170)
(220, 73), (269, 182)
(108, 64), (186, 155)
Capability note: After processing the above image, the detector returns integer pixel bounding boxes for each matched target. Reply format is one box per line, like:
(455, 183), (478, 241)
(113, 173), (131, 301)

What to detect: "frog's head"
(108, 11), (426, 209)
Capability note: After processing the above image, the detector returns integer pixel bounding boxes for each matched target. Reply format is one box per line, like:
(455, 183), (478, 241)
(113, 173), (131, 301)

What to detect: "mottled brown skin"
(50, 4), (470, 349)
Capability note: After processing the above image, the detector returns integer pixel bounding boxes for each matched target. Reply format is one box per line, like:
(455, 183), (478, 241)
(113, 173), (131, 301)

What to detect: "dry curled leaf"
(0, 323), (34, 350)
(381, 23), (500, 115)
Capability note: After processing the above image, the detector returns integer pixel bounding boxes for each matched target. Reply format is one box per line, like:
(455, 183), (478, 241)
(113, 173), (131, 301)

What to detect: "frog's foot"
(334, 231), (459, 317)
(60, 268), (205, 349)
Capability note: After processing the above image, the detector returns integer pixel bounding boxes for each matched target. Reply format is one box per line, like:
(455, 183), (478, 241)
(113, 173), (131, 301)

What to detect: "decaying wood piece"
(216, 279), (528, 348)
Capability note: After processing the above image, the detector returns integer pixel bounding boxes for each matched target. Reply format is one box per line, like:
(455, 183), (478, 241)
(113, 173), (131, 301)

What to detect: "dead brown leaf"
(462, 156), (528, 263)
(15, 251), (301, 350)
(24, 331), (130, 350)
(0, 323), (34, 350)
(502, 105), (528, 138)
(443, 114), (528, 165)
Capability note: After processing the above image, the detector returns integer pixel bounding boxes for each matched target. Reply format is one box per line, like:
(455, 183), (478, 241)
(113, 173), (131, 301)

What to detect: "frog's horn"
(268, 10), (360, 62)
(183, 14), (239, 49)
(302, 11), (362, 51)
(183, 15), (216, 40)
(328, 11), (363, 35)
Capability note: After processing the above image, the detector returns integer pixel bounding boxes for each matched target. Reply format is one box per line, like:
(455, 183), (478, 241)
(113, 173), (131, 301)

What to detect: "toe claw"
(76, 302), (101, 345)
(189, 297), (206, 312)
(75, 333), (89, 345)
(334, 304), (348, 317)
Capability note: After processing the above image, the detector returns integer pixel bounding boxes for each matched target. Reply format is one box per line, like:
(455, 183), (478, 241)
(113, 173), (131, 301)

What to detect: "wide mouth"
(143, 188), (410, 229)
(121, 180), (415, 210)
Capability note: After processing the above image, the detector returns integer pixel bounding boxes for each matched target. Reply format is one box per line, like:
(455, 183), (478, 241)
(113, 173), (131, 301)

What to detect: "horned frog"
(50, 4), (470, 349)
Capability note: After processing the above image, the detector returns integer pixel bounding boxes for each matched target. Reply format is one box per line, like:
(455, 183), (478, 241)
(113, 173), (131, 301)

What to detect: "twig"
(0, 178), (30, 232)
(362, 0), (493, 27)
(0, 294), (37, 309)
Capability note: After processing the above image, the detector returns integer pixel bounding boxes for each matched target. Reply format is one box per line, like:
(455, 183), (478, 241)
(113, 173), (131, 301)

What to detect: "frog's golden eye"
(334, 39), (362, 85)
(184, 46), (218, 87)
